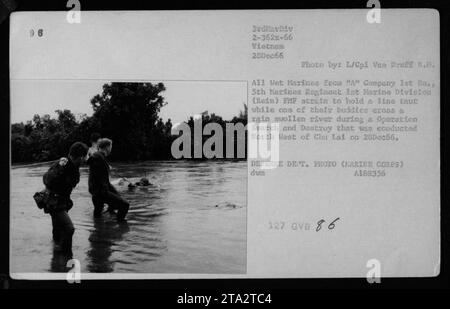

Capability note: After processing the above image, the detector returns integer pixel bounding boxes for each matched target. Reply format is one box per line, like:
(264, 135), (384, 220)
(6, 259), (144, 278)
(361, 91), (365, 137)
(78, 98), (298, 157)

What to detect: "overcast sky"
(11, 80), (246, 126)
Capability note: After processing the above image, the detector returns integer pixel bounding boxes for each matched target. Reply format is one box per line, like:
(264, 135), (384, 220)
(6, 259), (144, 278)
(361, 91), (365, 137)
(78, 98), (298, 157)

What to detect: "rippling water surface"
(11, 161), (246, 274)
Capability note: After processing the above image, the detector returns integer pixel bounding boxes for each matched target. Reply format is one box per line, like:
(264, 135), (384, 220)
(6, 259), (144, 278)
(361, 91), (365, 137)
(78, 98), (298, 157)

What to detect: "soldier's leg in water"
(51, 210), (75, 255)
(104, 191), (130, 221)
(106, 184), (119, 213)
(92, 195), (105, 218)
(51, 213), (61, 243)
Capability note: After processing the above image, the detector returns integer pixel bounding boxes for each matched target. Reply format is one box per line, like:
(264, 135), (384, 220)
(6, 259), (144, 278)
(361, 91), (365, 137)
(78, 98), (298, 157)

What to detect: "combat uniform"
(87, 152), (129, 221)
(43, 158), (80, 254)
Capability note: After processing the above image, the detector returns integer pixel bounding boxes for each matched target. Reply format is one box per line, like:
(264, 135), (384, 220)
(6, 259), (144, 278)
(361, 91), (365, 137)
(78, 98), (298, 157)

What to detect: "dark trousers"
(92, 191), (129, 220)
(50, 210), (75, 254)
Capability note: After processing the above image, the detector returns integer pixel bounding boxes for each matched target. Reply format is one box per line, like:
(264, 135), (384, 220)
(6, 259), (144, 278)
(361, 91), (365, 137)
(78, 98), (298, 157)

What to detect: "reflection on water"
(87, 219), (131, 273)
(11, 161), (246, 274)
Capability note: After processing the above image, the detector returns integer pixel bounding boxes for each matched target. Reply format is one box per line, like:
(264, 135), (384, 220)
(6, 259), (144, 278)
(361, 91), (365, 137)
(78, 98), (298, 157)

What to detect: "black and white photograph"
(0, 0), (447, 295)
(10, 80), (247, 275)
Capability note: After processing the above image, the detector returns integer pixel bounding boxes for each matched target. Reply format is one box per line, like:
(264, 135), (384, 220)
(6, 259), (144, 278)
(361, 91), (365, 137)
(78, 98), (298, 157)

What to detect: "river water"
(10, 161), (246, 275)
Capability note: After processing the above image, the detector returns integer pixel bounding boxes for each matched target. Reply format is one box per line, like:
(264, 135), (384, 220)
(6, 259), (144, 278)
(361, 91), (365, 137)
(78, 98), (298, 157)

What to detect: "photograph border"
(9, 78), (249, 279)
(0, 0), (448, 290)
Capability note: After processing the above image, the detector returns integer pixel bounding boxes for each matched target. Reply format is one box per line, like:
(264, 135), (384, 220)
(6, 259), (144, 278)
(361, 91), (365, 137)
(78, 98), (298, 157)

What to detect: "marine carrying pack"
(33, 159), (75, 213)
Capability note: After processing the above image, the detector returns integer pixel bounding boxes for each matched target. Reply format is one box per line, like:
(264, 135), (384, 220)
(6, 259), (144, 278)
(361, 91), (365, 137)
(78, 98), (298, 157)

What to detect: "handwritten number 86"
(316, 217), (340, 232)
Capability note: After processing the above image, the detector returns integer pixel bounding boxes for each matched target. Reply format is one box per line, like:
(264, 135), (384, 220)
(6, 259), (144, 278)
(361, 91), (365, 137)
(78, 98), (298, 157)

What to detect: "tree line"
(11, 82), (247, 163)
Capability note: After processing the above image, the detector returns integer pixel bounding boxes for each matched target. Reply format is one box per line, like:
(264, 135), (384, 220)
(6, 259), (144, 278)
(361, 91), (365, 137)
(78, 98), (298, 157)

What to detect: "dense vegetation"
(11, 82), (247, 163)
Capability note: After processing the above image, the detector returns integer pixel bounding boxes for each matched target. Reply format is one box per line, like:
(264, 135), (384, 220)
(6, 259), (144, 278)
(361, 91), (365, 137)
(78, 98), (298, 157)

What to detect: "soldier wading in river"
(34, 142), (89, 256)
